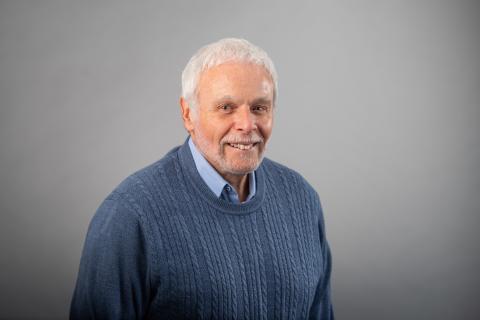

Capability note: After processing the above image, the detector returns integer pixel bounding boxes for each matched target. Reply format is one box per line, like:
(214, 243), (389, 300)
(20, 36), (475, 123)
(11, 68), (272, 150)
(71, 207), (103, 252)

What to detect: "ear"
(180, 97), (195, 133)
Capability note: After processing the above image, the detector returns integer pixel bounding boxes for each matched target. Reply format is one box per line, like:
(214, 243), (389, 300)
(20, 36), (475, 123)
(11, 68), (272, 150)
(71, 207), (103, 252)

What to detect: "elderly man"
(71, 38), (334, 319)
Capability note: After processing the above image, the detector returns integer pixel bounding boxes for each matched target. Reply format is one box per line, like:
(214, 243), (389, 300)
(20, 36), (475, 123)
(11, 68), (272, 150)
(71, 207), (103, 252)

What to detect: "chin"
(221, 158), (263, 176)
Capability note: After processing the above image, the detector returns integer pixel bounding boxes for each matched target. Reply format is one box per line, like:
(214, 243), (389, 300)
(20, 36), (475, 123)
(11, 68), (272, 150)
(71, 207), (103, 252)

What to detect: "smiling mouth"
(227, 143), (258, 150)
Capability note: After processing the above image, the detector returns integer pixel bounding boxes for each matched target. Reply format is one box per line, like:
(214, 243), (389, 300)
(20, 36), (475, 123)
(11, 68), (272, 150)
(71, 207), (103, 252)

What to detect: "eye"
(218, 104), (234, 112)
(252, 105), (268, 113)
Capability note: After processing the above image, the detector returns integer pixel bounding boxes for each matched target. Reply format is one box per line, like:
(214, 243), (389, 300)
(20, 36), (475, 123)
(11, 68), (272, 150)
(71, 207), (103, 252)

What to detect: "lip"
(226, 142), (259, 150)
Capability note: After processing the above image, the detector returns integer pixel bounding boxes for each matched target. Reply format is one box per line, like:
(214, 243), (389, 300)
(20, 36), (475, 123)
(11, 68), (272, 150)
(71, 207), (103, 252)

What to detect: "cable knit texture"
(70, 139), (334, 319)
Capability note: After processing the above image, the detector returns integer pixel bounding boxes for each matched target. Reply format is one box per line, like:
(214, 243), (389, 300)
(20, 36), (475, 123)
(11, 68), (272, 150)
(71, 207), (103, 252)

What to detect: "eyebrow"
(213, 96), (272, 105)
(251, 97), (272, 105)
(213, 96), (235, 105)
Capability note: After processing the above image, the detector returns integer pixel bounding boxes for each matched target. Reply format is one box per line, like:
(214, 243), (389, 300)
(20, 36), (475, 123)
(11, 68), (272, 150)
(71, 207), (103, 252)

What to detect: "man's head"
(180, 38), (277, 179)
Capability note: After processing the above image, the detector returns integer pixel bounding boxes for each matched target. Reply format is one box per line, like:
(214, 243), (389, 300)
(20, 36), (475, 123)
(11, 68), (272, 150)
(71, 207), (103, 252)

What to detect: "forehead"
(197, 62), (273, 100)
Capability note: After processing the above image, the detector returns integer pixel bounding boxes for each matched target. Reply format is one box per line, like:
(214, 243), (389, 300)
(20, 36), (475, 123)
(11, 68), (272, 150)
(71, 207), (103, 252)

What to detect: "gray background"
(1, 0), (479, 319)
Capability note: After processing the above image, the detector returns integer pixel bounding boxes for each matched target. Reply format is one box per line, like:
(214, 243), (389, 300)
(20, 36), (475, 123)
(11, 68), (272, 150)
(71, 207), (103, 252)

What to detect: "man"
(71, 38), (334, 319)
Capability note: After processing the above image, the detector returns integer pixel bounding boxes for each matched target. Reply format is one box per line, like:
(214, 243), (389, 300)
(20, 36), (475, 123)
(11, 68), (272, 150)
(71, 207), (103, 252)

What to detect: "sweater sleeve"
(308, 195), (335, 320)
(70, 193), (152, 320)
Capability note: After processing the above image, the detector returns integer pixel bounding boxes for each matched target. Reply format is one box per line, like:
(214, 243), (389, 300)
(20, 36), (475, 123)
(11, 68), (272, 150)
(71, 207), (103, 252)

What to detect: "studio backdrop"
(0, 1), (479, 319)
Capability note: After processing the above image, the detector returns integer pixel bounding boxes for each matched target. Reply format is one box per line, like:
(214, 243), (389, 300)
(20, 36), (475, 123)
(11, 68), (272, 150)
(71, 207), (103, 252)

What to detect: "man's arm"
(308, 196), (334, 319)
(70, 193), (152, 320)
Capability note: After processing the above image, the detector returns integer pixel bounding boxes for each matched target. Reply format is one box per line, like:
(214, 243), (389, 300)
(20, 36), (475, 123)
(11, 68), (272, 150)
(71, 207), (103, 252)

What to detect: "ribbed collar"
(177, 137), (265, 215)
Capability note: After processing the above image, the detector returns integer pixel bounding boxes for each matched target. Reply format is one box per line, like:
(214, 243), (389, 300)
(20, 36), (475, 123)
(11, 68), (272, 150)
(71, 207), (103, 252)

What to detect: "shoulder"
(260, 157), (326, 232)
(86, 146), (184, 246)
(260, 157), (319, 200)
(260, 157), (327, 229)
(112, 146), (181, 198)
(95, 145), (183, 221)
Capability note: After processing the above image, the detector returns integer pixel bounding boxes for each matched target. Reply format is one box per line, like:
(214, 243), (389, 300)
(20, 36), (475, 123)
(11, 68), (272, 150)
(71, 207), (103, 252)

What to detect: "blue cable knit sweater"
(70, 139), (334, 319)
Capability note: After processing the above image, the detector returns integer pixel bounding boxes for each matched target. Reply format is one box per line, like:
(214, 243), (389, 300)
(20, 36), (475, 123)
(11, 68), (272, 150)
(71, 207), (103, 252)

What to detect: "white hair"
(181, 38), (278, 111)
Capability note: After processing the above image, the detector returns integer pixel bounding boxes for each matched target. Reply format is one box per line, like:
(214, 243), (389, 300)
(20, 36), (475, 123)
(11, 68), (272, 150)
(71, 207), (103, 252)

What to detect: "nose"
(233, 105), (256, 132)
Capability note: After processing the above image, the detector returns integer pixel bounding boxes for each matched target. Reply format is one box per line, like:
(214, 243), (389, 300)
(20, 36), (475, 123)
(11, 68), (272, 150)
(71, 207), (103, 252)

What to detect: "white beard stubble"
(193, 127), (266, 176)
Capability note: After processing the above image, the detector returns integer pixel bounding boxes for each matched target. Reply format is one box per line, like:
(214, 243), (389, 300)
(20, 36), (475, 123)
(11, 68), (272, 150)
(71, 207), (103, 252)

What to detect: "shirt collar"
(188, 137), (256, 202)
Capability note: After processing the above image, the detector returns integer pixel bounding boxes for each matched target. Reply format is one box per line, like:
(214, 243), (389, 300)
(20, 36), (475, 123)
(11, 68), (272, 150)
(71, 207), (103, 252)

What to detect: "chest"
(148, 200), (323, 319)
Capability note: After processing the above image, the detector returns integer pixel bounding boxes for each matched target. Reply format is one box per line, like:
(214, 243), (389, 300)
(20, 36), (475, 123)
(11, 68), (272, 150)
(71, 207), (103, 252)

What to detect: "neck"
(223, 173), (250, 202)
(190, 136), (253, 202)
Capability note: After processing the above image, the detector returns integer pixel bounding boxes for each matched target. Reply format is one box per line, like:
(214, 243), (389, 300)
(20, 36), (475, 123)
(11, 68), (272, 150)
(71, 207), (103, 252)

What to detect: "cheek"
(259, 118), (273, 140)
(211, 121), (234, 140)
(196, 117), (217, 139)
(199, 123), (230, 147)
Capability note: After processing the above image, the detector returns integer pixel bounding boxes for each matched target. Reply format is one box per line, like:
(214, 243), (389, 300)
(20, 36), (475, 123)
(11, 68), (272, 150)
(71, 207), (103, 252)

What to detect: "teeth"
(229, 143), (254, 150)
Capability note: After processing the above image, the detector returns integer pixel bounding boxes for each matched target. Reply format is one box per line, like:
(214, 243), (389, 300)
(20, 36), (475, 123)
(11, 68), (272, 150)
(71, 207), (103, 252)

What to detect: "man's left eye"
(253, 105), (267, 112)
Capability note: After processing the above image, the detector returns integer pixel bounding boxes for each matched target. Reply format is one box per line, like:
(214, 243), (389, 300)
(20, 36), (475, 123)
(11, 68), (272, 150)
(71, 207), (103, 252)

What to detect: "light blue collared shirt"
(188, 137), (256, 203)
